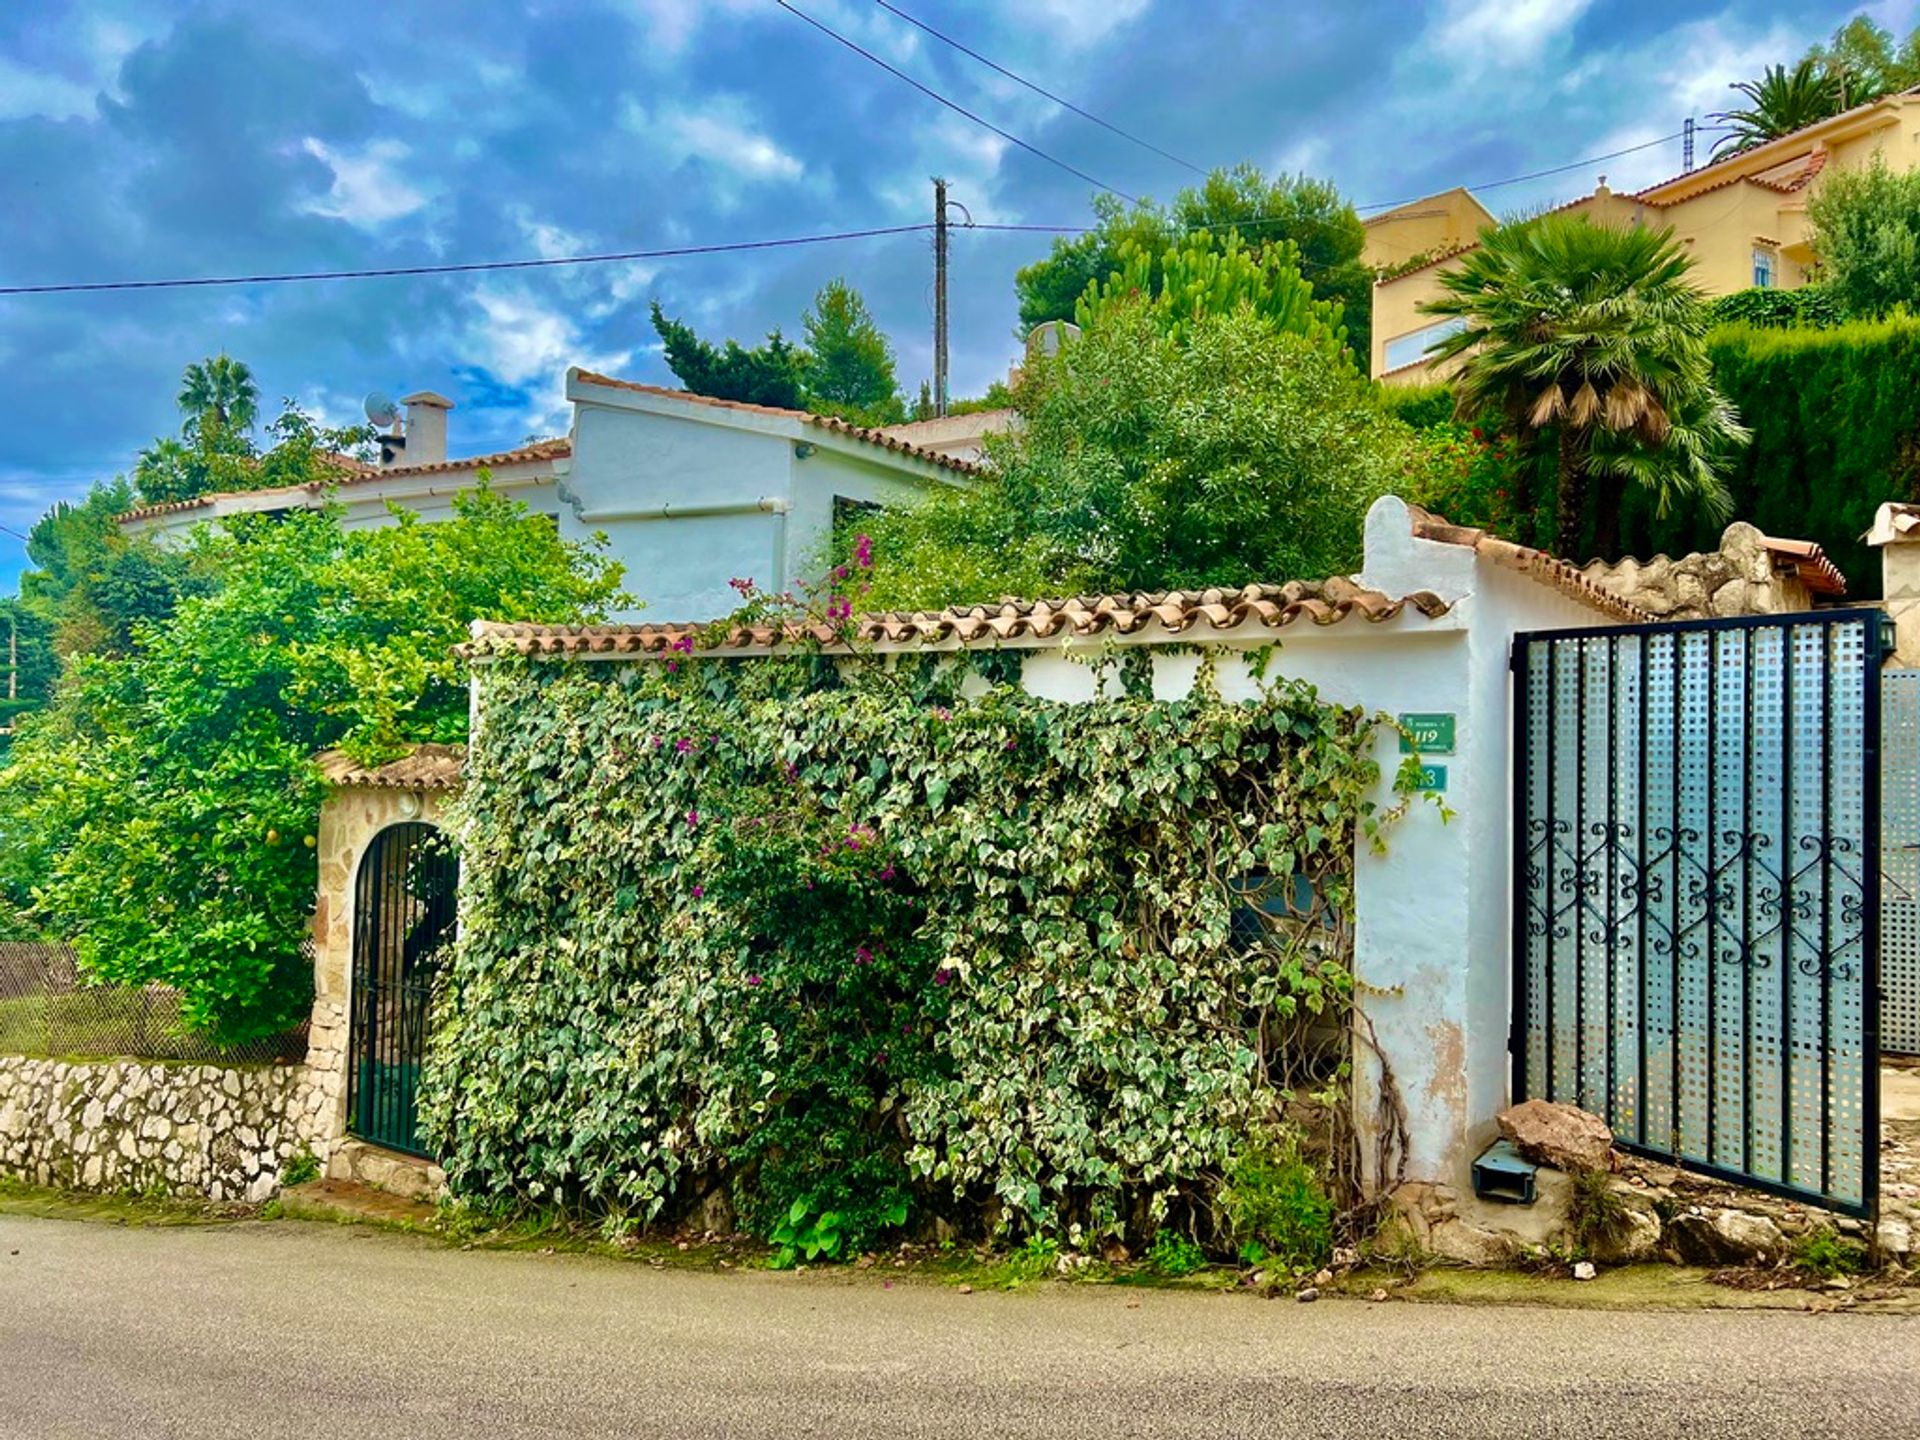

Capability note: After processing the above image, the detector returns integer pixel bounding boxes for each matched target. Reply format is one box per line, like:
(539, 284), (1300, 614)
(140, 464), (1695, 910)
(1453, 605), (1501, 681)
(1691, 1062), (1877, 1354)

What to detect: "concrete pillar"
(1868, 502), (1920, 666)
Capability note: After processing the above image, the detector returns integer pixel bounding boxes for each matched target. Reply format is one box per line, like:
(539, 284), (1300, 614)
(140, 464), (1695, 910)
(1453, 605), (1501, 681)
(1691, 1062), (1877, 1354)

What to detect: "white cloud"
(298, 137), (429, 228)
(626, 0), (763, 58)
(1429, 0), (1594, 76)
(462, 287), (634, 432)
(1023, 0), (1152, 49)
(664, 107), (805, 183)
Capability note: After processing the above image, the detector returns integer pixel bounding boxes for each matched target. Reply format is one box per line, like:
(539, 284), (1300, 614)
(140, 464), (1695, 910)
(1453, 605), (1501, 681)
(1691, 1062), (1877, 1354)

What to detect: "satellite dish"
(363, 390), (401, 429)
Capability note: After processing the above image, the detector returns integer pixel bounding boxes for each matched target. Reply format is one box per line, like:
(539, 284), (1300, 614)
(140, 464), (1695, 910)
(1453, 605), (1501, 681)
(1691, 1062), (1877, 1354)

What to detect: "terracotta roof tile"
(1406, 507), (1652, 621)
(571, 371), (981, 477)
(318, 743), (465, 790)
(117, 440), (571, 524)
(458, 578), (1453, 660)
(1759, 535), (1847, 596)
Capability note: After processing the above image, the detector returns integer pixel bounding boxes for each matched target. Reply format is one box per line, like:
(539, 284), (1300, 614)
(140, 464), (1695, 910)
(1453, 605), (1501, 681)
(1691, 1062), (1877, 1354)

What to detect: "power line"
(1354, 131), (1705, 212)
(868, 0), (1203, 176)
(0, 521), (31, 545)
(770, 0), (1141, 204)
(0, 224), (936, 297)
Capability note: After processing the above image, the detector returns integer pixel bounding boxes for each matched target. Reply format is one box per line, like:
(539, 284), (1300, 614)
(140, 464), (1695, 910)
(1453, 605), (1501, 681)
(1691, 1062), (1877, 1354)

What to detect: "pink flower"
(671, 634), (695, 655)
(832, 564), (849, 581)
(746, 974), (763, 987)
(666, 661), (679, 673)
(933, 706), (952, 722)
(855, 946), (873, 965)
(686, 809), (700, 828)
(691, 885), (705, 899)
(854, 534), (873, 569)
(1004, 737), (1018, 751)
(676, 738), (694, 754)
(650, 735), (664, 750)
(827, 598), (852, 621)
(932, 967), (953, 987)
(878, 864), (896, 882)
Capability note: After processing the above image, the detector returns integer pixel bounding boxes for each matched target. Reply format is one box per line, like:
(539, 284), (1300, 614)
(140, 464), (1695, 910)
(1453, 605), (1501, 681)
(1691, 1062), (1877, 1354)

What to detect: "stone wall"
(1581, 522), (1818, 619)
(0, 1055), (329, 1202)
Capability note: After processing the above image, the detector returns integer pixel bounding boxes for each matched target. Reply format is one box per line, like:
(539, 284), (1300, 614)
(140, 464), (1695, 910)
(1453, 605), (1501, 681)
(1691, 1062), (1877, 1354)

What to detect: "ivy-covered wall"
(425, 654), (1396, 1255)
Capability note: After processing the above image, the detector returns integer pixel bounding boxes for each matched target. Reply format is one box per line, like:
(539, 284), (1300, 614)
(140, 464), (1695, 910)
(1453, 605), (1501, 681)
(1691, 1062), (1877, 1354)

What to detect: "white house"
(117, 374), (977, 621)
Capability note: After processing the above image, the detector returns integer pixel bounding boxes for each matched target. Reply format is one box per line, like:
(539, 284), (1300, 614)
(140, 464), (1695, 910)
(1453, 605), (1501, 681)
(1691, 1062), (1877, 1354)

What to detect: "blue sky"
(0, 0), (1904, 590)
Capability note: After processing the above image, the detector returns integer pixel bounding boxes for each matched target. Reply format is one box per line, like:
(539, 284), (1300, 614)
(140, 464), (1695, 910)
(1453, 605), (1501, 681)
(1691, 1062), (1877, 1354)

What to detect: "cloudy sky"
(0, 0), (1903, 589)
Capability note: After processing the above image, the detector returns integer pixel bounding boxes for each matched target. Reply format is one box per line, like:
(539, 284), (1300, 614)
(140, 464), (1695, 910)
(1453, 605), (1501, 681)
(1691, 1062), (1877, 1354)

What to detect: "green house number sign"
(1398, 712), (1457, 755)
(1414, 763), (1448, 794)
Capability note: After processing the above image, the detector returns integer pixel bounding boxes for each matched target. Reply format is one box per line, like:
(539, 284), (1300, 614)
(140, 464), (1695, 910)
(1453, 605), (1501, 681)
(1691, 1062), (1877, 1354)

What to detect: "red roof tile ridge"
(459, 578), (1454, 660)
(117, 440), (571, 524)
(1406, 505), (1652, 621)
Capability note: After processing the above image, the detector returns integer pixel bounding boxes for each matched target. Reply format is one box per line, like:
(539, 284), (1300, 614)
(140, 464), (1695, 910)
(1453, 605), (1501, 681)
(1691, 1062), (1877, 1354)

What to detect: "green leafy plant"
(1146, 1229), (1208, 1278)
(425, 585), (1398, 1245)
(280, 1147), (320, 1188)
(1791, 1226), (1868, 1278)
(998, 1235), (1063, 1284)
(1216, 1137), (1335, 1270)
(766, 1192), (910, 1269)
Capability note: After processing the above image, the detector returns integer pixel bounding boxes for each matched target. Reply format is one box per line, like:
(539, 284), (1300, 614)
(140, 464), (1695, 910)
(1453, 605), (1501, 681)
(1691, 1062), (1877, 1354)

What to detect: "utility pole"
(1683, 117), (1695, 175)
(933, 176), (949, 418)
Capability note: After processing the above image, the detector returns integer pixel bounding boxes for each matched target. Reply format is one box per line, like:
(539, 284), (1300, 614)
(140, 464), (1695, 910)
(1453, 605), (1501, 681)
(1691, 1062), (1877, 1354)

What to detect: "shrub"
(1146, 1229), (1208, 1277)
(1215, 1136), (1334, 1269)
(426, 647), (1398, 1249)
(1708, 286), (1843, 330)
(1792, 1226), (1868, 1278)
(1567, 1168), (1627, 1255)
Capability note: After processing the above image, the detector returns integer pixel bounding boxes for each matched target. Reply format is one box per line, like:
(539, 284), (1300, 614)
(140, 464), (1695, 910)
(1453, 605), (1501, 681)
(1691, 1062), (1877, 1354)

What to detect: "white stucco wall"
(558, 374), (963, 622)
(968, 497), (1619, 1190)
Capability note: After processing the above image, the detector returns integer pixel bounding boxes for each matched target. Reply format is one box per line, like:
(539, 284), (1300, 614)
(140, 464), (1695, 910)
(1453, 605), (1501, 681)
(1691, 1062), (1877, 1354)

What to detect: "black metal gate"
(1513, 610), (1886, 1216)
(347, 822), (458, 1158)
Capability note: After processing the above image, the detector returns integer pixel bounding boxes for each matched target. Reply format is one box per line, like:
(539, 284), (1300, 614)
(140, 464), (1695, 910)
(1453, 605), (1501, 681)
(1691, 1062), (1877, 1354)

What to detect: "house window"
(1753, 248), (1776, 288)
(1381, 316), (1467, 374)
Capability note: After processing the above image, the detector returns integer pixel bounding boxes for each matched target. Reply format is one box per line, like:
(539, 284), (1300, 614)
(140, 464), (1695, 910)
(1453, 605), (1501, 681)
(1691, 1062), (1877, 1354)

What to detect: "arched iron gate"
(348, 822), (458, 1157)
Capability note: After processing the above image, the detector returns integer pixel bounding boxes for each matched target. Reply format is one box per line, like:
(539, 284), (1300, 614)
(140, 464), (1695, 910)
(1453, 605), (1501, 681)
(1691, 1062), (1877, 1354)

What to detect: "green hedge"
(1396, 317), (1920, 590)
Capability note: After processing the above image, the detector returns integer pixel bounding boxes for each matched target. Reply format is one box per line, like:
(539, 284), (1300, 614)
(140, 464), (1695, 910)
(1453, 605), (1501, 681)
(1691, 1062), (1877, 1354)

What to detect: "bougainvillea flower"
(854, 534), (873, 569)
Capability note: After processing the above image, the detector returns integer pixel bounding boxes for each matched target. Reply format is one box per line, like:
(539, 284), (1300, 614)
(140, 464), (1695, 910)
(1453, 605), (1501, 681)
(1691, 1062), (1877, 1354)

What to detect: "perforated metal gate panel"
(1883, 670), (1920, 1056)
(1513, 611), (1884, 1217)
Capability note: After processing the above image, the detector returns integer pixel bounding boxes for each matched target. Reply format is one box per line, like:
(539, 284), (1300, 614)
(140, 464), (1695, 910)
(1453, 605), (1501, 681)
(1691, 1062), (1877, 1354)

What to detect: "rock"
(697, 1186), (735, 1236)
(957, 1285), (974, 1296)
(1667, 1208), (1785, 1266)
(1368, 1288), (1388, 1303)
(1572, 1261), (1597, 1281)
(1589, 1204), (1662, 1265)
(1496, 1099), (1614, 1173)
(1877, 1218), (1912, 1261)
(1295, 1287), (1320, 1303)
(1313, 1268), (1333, 1287)
(1428, 1218), (1516, 1267)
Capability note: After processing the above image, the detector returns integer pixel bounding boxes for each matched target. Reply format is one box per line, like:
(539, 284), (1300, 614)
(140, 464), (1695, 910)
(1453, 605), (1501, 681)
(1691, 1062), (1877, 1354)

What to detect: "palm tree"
(1710, 61), (1843, 159)
(1421, 215), (1743, 559)
(177, 354), (258, 436)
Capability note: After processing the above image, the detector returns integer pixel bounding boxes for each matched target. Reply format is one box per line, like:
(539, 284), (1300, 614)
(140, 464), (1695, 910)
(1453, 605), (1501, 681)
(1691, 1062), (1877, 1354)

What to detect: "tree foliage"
(1073, 232), (1346, 355)
(1422, 214), (1743, 558)
(1014, 164), (1373, 361)
(0, 483), (625, 1041)
(1711, 60), (1843, 158)
(802, 278), (905, 425)
(1806, 158), (1920, 320)
(650, 301), (810, 409)
(860, 302), (1411, 609)
(1802, 15), (1920, 107)
(428, 642), (1396, 1247)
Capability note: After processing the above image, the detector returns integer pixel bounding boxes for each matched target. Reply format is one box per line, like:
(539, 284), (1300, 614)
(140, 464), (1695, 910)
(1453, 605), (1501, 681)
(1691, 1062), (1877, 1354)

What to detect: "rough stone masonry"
(0, 1055), (331, 1203)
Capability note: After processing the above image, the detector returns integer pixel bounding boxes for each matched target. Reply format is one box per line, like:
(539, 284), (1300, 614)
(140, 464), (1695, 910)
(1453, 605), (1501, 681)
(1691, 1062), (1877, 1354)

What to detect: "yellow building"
(1366, 87), (1920, 384)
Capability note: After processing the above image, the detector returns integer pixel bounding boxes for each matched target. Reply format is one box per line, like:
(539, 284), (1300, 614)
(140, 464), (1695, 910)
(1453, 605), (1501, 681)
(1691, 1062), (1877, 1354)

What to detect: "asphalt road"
(1, 1214), (1916, 1440)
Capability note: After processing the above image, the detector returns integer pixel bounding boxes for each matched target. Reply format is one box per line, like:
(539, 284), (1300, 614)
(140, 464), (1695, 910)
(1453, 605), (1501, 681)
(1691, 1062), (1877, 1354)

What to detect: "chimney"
(399, 391), (454, 467)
